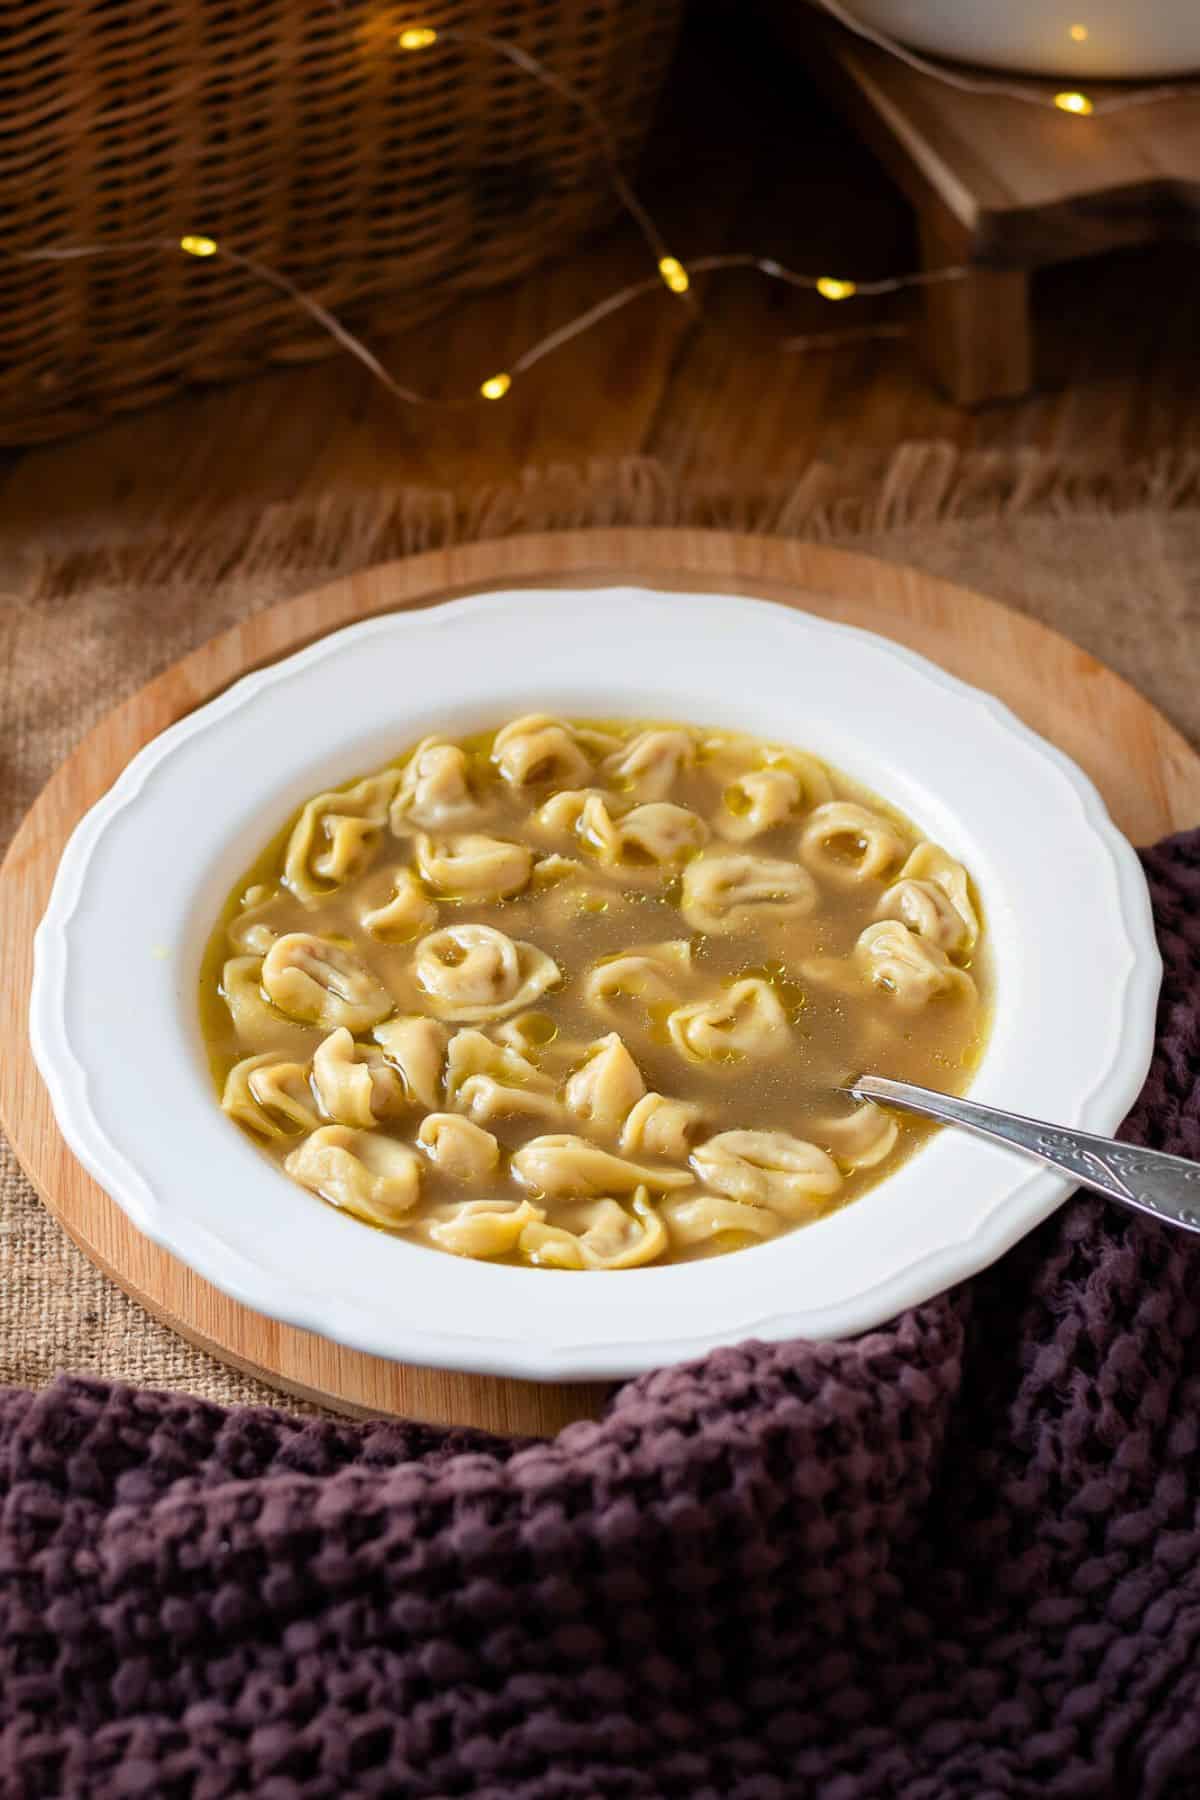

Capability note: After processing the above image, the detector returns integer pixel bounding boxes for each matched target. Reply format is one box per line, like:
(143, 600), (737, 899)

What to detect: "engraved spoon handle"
(848, 1074), (1200, 1236)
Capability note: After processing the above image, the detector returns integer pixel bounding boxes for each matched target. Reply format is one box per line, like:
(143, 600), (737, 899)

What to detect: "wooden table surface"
(2, 0), (1198, 575)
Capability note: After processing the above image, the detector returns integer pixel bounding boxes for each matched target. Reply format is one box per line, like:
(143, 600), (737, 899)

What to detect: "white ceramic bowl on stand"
(30, 588), (1160, 1381)
(825, 1), (1200, 77)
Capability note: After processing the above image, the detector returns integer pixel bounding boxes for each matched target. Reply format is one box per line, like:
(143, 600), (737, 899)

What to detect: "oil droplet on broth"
(647, 1000), (677, 1043)
(823, 832), (870, 866)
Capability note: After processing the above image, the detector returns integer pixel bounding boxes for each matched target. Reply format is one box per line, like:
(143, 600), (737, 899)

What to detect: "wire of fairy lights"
(15, 237), (964, 407)
(7, 14), (1196, 407)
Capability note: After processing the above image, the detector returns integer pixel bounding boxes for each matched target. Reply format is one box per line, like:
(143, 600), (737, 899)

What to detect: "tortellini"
(530, 852), (586, 888)
(680, 852), (817, 935)
(511, 1135), (694, 1198)
(614, 802), (709, 867)
(714, 768), (800, 842)
(854, 920), (975, 1011)
(533, 786), (605, 837)
(538, 791), (708, 874)
(413, 925), (560, 1023)
(660, 1193), (782, 1247)
(311, 1027), (407, 1128)
(761, 746), (834, 808)
(360, 868), (438, 942)
(372, 1016), (448, 1110)
(518, 1191), (668, 1270)
(585, 940), (694, 1016)
(415, 832), (531, 900)
(563, 1034), (646, 1135)
(690, 1130), (842, 1219)
(222, 1052), (321, 1140)
(874, 842), (978, 955)
(492, 714), (605, 789)
(208, 713), (987, 1271)
(490, 1011), (591, 1074)
(284, 1125), (421, 1226)
(695, 732), (760, 783)
(227, 885), (294, 956)
(603, 729), (695, 799)
(284, 773), (399, 905)
(261, 933), (393, 1033)
(490, 1010), (560, 1054)
(422, 1198), (545, 1259)
(416, 1113), (501, 1182)
(667, 978), (790, 1064)
(620, 1093), (706, 1160)
(800, 801), (907, 887)
(221, 956), (322, 1055)
(391, 738), (484, 833)
(817, 1101), (899, 1170)
(443, 1028), (561, 1125)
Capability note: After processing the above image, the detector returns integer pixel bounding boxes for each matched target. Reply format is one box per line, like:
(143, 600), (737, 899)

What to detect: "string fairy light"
(657, 256), (691, 296)
(8, 8), (1196, 413)
(1054, 91), (1095, 115)
(7, 238), (963, 405)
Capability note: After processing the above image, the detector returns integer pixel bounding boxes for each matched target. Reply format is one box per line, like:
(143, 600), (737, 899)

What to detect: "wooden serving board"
(2, 529), (1199, 1436)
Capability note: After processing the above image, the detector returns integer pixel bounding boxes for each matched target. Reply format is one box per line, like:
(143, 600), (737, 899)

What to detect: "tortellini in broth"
(202, 715), (988, 1268)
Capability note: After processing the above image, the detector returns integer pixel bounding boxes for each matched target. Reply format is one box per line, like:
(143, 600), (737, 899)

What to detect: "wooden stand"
(760, 4), (1200, 404)
(3, 529), (1199, 1433)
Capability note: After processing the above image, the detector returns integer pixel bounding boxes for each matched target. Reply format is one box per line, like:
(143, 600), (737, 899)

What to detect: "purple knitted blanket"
(3, 830), (1199, 1800)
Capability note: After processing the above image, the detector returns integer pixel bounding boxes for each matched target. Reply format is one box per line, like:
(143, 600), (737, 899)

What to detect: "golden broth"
(200, 717), (988, 1268)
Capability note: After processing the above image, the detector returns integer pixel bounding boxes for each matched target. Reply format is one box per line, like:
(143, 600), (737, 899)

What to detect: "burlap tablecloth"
(3, 442), (1198, 1411)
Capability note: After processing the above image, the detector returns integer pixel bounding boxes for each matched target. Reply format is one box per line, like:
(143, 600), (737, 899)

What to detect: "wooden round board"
(3, 529), (1199, 1436)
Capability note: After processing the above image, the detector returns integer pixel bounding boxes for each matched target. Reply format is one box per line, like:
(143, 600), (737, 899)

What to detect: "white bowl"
(31, 587), (1159, 1382)
(826, 1), (1200, 78)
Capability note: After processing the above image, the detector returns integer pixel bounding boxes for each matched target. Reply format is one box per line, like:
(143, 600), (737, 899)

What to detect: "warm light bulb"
(658, 255), (690, 295)
(816, 277), (857, 301)
(179, 234), (218, 257)
(480, 372), (512, 400)
(398, 26), (438, 50)
(1069, 23), (1089, 42)
(1054, 90), (1094, 114)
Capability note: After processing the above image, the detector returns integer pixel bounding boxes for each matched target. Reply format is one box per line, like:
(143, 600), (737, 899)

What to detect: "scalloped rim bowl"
(30, 588), (1160, 1381)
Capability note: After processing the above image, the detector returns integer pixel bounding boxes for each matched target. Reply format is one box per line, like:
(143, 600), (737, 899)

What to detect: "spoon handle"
(849, 1074), (1200, 1237)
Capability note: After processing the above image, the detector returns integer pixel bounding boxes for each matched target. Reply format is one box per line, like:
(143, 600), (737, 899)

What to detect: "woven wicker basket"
(1, 1), (682, 445)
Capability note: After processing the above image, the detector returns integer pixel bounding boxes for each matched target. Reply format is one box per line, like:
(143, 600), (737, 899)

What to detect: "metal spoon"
(845, 1073), (1200, 1236)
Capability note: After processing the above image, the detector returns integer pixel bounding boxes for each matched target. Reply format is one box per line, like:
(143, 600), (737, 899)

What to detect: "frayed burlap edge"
(27, 442), (1200, 601)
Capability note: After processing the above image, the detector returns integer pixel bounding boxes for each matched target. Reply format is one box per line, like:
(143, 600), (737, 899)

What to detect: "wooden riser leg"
(914, 218), (1034, 406)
